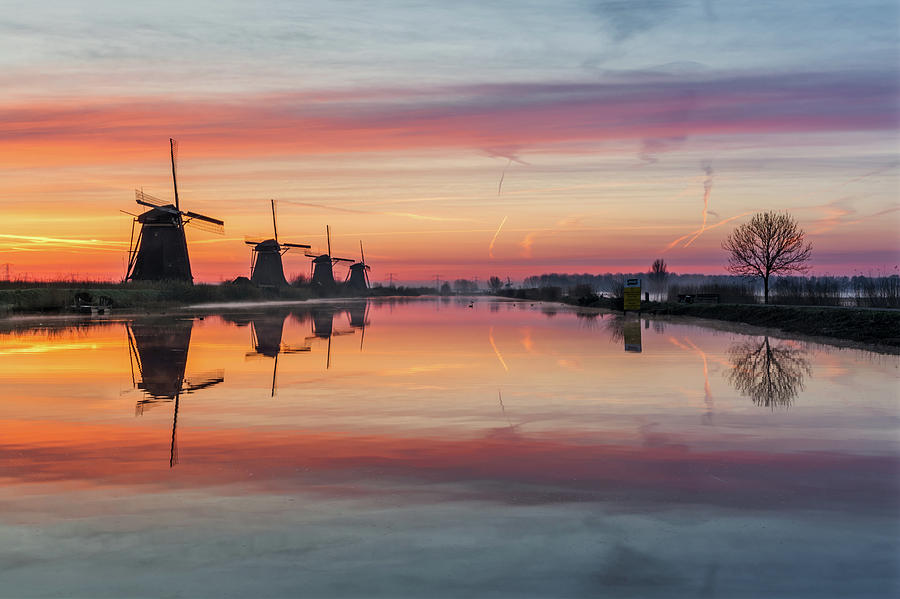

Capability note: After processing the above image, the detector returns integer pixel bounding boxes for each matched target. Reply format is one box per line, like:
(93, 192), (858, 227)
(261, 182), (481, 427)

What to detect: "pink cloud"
(2, 69), (896, 166)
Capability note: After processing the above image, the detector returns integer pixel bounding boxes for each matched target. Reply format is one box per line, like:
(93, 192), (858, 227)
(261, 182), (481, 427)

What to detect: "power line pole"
(387, 273), (396, 288)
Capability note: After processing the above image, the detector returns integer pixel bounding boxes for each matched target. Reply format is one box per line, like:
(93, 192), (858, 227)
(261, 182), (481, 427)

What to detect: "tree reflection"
(727, 337), (811, 407)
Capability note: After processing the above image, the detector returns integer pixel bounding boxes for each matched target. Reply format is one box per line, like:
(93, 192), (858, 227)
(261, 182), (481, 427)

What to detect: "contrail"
(664, 211), (754, 251)
(498, 158), (512, 195)
(282, 200), (472, 222)
(488, 215), (508, 258)
(685, 163), (714, 246)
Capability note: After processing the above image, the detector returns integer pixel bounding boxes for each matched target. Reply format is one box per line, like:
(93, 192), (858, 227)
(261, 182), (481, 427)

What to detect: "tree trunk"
(764, 276), (769, 304)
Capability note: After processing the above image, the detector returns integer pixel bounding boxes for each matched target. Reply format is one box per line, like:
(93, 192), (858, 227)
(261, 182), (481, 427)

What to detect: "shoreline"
(2, 286), (898, 353)
(560, 300), (900, 353)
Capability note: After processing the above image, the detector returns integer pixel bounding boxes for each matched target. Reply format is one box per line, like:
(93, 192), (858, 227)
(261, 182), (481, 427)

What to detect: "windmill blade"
(245, 240), (262, 246)
(271, 199), (278, 243)
(170, 138), (181, 212)
(184, 218), (225, 235)
(304, 252), (319, 258)
(135, 189), (169, 208)
(183, 208), (225, 235)
(326, 225), (332, 257)
(360, 240), (366, 264)
(332, 257), (355, 263)
(183, 210), (224, 227)
(136, 198), (179, 216)
(281, 242), (311, 249)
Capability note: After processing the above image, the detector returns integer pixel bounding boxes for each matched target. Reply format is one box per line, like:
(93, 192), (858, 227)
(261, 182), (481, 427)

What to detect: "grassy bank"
(642, 303), (900, 347)
(497, 287), (900, 348)
(0, 281), (429, 315)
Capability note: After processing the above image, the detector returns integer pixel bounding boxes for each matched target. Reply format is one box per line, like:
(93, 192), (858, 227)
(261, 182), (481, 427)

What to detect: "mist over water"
(1, 298), (897, 598)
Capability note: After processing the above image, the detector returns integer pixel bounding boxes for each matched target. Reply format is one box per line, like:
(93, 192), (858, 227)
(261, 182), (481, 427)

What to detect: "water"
(1, 298), (898, 598)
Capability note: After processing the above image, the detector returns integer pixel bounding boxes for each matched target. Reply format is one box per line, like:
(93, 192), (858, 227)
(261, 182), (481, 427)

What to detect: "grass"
(0, 280), (431, 315)
(498, 286), (900, 348)
(642, 303), (900, 347)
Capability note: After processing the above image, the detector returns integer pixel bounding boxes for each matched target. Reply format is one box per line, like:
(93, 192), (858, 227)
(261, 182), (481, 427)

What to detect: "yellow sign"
(623, 278), (642, 311)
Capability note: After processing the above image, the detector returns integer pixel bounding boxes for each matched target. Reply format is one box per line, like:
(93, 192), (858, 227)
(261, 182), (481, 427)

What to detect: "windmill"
(127, 318), (224, 467)
(305, 226), (354, 287)
(345, 241), (371, 291)
(244, 311), (310, 397)
(244, 200), (310, 287)
(125, 139), (224, 283)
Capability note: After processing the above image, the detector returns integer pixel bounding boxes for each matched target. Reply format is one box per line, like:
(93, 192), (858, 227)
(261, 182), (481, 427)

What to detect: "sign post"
(623, 278), (642, 312)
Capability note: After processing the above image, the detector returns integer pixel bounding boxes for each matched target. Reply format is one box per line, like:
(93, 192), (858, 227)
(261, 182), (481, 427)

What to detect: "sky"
(1, 0), (898, 283)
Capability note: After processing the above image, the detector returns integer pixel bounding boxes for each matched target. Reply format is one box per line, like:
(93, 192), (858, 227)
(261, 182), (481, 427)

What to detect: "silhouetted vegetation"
(453, 278), (479, 293)
(772, 276), (844, 306)
(667, 280), (759, 304)
(723, 211), (812, 304)
(512, 271), (900, 309)
(648, 258), (668, 300)
(0, 278), (431, 315)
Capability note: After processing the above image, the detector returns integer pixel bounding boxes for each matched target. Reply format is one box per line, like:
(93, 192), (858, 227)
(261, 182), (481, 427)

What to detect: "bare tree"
(649, 258), (668, 300)
(722, 211), (812, 304)
(488, 275), (503, 293)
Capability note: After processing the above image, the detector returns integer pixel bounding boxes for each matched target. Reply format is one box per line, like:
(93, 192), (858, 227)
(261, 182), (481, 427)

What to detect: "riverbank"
(494, 287), (900, 348)
(639, 302), (900, 348)
(0, 281), (429, 315)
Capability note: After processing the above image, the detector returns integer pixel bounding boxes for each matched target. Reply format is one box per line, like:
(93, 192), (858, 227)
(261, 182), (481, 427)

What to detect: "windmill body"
(346, 241), (371, 291)
(129, 205), (193, 282)
(250, 239), (289, 286)
(247, 200), (309, 287)
(126, 139), (224, 283)
(311, 254), (336, 287)
(307, 226), (353, 288)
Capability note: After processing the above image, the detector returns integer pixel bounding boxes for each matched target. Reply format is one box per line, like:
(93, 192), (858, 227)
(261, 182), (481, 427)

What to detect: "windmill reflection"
(245, 311), (311, 396)
(127, 319), (224, 467)
(346, 302), (370, 351)
(305, 306), (356, 369)
(727, 336), (811, 408)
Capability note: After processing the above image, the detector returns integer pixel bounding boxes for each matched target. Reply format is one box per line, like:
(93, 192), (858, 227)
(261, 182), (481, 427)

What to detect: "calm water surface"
(1, 298), (898, 598)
